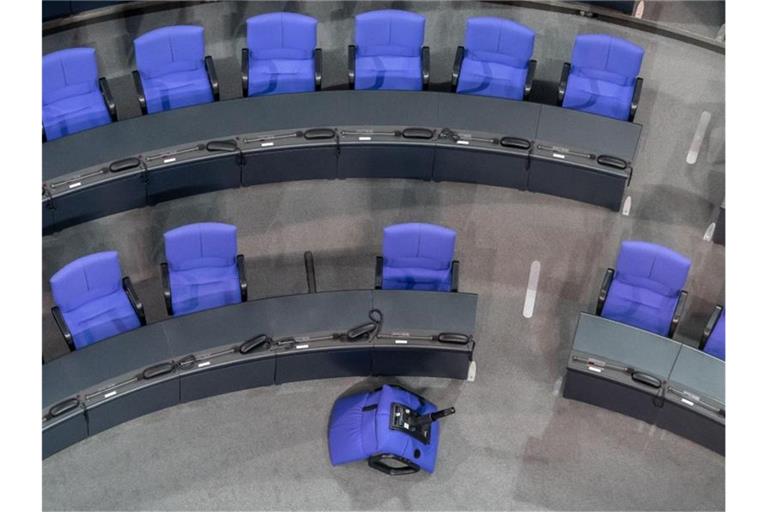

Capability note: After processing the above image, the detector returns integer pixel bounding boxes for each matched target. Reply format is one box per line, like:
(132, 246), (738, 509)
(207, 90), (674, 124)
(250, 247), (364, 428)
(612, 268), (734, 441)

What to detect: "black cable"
(369, 308), (383, 340)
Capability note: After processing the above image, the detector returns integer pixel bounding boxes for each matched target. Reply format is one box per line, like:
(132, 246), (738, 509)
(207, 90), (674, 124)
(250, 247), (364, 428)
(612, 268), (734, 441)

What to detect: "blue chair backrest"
(383, 223), (455, 272)
(571, 34), (643, 86)
(247, 12), (317, 60)
(135, 25), (206, 79)
(355, 9), (425, 57)
(464, 17), (535, 68)
(704, 309), (725, 361)
(164, 222), (238, 272)
(43, 48), (100, 106)
(614, 241), (690, 297)
(50, 251), (123, 313)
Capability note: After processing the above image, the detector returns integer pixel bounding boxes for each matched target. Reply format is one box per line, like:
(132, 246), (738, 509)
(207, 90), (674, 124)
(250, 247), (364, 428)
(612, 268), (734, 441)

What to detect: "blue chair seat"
(602, 280), (678, 336)
(380, 223), (456, 293)
(328, 385), (440, 473)
(382, 265), (452, 291)
(63, 289), (141, 349)
(142, 67), (213, 114)
(355, 55), (422, 90)
(50, 251), (142, 350)
(169, 265), (241, 316)
(43, 47), (112, 140)
(43, 90), (111, 140)
(561, 34), (644, 121)
(245, 12), (318, 97)
(703, 310), (725, 361)
(457, 57), (528, 99)
(562, 71), (635, 121)
(455, 17), (536, 100)
(249, 57), (315, 96)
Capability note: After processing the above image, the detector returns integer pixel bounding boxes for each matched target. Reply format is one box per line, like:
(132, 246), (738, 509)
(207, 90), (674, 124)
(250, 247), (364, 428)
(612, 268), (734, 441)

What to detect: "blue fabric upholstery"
(43, 48), (111, 140)
(562, 34), (644, 120)
(50, 251), (141, 349)
(381, 223), (455, 291)
(354, 9), (425, 90)
(456, 17), (535, 100)
(246, 13), (317, 96)
(602, 241), (691, 336)
(164, 222), (242, 316)
(328, 385), (441, 473)
(134, 25), (213, 113)
(703, 309), (725, 361)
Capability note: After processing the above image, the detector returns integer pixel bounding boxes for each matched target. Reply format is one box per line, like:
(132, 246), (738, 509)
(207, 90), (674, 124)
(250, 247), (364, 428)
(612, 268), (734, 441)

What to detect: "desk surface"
(669, 345), (725, 403)
(536, 105), (641, 160)
(43, 289), (478, 409)
(572, 313), (682, 378)
(43, 91), (639, 181)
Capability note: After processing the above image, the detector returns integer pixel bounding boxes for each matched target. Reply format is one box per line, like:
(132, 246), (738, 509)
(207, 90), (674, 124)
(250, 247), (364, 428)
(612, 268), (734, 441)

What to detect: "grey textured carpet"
(41, 1), (725, 510)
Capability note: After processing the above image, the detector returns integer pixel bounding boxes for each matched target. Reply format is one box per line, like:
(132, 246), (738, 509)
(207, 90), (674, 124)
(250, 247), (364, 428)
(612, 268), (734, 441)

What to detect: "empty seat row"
(42, 10), (645, 140)
(49, 222), (460, 351)
(596, 240), (725, 360)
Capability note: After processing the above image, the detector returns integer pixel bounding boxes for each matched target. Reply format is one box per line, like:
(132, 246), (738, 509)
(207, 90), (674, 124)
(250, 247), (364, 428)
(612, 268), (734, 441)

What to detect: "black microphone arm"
(411, 407), (456, 427)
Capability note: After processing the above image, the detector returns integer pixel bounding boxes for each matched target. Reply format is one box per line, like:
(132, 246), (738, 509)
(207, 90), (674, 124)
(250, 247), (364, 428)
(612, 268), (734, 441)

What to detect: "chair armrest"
(524, 59), (537, 100)
(304, 251), (317, 293)
(161, 262), (173, 315)
(451, 260), (460, 292)
(205, 55), (220, 101)
(668, 290), (688, 338)
(451, 46), (465, 92)
(52, 306), (76, 352)
(629, 77), (643, 122)
(237, 254), (247, 302)
(99, 77), (117, 121)
(241, 48), (249, 97)
(313, 48), (323, 90)
(347, 45), (356, 89)
(132, 70), (147, 115)
(596, 268), (615, 315)
(122, 276), (146, 326)
(421, 46), (430, 90)
(557, 62), (571, 106)
(700, 304), (723, 349)
(375, 256), (383, 289)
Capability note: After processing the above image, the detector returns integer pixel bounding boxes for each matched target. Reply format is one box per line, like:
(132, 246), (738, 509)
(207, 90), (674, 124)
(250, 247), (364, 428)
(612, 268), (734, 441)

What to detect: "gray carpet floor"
(42, 1), (725, 510)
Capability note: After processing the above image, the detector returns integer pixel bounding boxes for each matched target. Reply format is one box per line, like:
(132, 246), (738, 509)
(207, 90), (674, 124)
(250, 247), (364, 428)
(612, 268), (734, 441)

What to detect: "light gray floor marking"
(552, 376), (563, 395)
(467, 360), (477, 382)
(687, 111), (712, 164)
(622, 195), (632, 216)
(703, 222), (716, 241)
(523, 260), (541, 319)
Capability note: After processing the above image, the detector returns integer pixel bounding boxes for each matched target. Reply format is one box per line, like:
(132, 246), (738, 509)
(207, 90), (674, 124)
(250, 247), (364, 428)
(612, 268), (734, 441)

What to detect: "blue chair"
(452, 17), (537, 100)
(161, 223), (247, 316)
(242, 13), (321, 97)
(700, 305), (725, 361)
(375, 223), (458, 292)
(558, 34), (644, 121)
(50, 251), (145, 351)
(328, 385), (454, 475)
(132, 25), (219, 114)
(597, 241), (690, 337)
(348, 9), (429, 91)
(42, 48), (116, 141)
